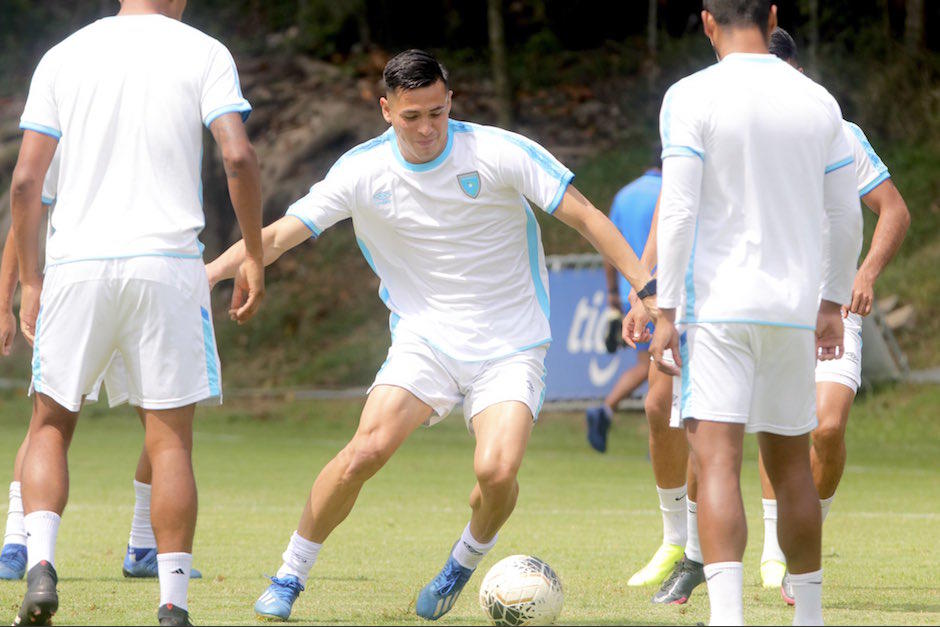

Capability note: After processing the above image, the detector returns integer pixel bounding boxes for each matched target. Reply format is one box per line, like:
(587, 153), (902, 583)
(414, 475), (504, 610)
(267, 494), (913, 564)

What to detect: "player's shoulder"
(328, 128), (395, 177)
(662, 64), (720, 114)
(451, 120), (564, 172)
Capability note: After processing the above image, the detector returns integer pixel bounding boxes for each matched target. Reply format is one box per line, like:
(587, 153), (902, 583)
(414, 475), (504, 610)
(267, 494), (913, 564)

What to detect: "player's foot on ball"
(416, 555), (474, 620)
(652, 555), (704, 605)
(157, 603), (192, 626)
(780, 570), (795, 606)
(122, 546), (202, 579)
(585, 407), (611, 453)
(760, 559), (786, 589)
(0, 544), (27, 580)
(13, 561), (57, 626)
(628, 542), (684, 587)
(254, 575), (304, 621)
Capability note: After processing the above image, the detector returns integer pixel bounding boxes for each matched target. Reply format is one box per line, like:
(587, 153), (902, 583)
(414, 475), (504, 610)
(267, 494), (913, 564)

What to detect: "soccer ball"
(478, 555), (564, 626)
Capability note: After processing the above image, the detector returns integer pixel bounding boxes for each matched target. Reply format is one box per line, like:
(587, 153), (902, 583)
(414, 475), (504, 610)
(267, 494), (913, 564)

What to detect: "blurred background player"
(10, 0), (264, 623)
(650, 0), (862, 624)
(759, 26), (911, 597)
(206, 49), (658, 622)
(0, 153), (202, 583)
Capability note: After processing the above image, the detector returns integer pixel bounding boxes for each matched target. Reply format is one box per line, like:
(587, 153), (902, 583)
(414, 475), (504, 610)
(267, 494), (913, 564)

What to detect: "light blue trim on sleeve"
(683, 220), (700, 320)
(545, 171), (575, 214)
(285, 211), (322, 238)
(845, 121), (889, 176)
(522, 200), (551, 320)
(328, 131), (391, 176)
(859, 171), (891, 198)
(477, 124), (568, 181)
(203, 102), (252, 127)
(201, 307), (222, 397)
(825, 156), (854, 174)
(20, 122), (61, 140)
(662, 145), (704, 161)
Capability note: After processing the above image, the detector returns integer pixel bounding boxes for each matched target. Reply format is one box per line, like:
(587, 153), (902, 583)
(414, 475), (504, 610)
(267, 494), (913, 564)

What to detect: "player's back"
(663, 54), (848, 328)
(22, 15), (250, 264)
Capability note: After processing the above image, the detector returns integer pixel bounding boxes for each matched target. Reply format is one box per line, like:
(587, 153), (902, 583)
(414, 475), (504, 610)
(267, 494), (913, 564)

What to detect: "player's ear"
(701, 11), (716, 42)
(767, 5), (778, 36)
(380, 96), (393, 124)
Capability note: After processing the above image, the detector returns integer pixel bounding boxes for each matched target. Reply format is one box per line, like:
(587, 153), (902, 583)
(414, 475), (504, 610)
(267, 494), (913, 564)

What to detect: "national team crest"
(457, 171), (481, 199)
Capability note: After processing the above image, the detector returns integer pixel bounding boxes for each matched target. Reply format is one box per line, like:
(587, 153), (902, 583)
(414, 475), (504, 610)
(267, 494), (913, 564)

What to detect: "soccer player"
(206, 49), (658, 622)
(650, 1), (862, 625)
(10, 0), (264, 623)
(759, 26), (911, 598)
(0, 157), (202, 583)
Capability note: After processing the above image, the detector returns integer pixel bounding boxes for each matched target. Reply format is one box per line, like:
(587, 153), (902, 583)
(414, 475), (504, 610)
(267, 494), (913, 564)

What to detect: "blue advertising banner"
(544, 265), (645, 401)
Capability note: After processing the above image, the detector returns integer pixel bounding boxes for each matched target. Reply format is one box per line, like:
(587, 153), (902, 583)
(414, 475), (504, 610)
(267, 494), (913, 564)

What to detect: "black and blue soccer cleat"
(123, 546), (202, 579)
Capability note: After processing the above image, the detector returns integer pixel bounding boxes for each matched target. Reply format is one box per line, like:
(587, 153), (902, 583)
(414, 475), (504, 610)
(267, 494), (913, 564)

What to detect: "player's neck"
(117, 1), (174, 18)
(714, 29), (770, 60)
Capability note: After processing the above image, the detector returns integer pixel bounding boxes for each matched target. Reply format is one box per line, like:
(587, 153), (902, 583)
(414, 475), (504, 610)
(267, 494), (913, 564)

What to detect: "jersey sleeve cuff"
(203, 102), (252, 128)
(545, 171), (575, 214)
(662, 145), (704, 161)
(858, 170), (890, 197)
(20, 121), (62, 140)
(285, 211), (322, 239)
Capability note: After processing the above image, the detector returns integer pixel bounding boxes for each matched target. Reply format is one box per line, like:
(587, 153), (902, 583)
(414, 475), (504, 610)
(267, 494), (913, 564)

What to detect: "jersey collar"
(389, 120), (456, 173)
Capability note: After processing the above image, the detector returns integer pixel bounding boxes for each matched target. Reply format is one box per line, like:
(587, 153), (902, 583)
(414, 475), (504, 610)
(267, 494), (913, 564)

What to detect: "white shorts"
(369, 326), (548, 432)
(83, 351), (130, 407)
(814, 312), (862, 393)
(30, 257), (221, 412)
(670, 323), (817, 436)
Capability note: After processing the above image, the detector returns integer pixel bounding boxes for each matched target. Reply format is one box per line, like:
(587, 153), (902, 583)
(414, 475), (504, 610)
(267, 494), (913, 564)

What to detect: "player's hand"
(19, 280), (42, 347)
(622, 300), (651, 347)
(816, 300), (844, 361)
(229, 255), (265, 324)
(849, 268), (875, 316)
(650, 311), (681, 376)
(0, 308), (16, 356)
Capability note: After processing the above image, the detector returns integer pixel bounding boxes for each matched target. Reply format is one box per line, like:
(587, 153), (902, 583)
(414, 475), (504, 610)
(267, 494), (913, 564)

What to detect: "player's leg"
(629, 363), (687, 587)
(0, 435), (30, 580)
(255, 385), (433, 620)
(759, 432), (822, 625)
(586, 351), (650, 453)
(653, 455), (705, 603)
(757, 453), (787, 588)
(811, 381), (854, 509)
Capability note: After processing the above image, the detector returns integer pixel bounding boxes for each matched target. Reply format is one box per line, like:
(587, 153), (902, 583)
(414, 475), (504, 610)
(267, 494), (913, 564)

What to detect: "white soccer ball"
(478, 555), (564, 626)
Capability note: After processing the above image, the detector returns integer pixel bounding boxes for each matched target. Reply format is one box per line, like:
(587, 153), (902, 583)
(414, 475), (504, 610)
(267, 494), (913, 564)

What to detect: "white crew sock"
(761, 498), (786, 564)
(451, 523), (498, 570)
(820, 496), (834, 523)
(24, 511), (60, 570)
(656, 485), (688, 547)
(703, 561), (744, 626)
(276, 531), (322, 585)
(685, 500), (703, 563)
(4, 482), (26, 547)
(157, 552), (192, 611)
(790, 569), (824, 626)
(129, 480), (157, 549)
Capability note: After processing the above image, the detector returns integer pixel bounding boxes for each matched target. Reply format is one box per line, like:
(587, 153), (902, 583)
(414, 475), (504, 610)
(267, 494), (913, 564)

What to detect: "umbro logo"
(373, 190), (392, 205)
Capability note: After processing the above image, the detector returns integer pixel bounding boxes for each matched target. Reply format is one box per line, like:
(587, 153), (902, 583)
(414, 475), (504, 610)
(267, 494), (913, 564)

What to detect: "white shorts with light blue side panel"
(814, 312), (863, 393)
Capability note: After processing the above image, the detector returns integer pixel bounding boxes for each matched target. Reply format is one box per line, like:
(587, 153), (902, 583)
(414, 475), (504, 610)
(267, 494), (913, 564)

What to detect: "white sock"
(790, 569), (824, 626)
(703, 561), (744, 626)
(820, 496), (834, 523)
(24, 511), (60, 570)
(157, 552), (192, 611)
(656, 485), (688, 547)
(761, 498), (786, 564)
(276, 531), (321, 585)
(4, 482), (26, 546)
(685, 500), (703, 563)
(129, 480), (157, 549)
(451, 523), (498, 570)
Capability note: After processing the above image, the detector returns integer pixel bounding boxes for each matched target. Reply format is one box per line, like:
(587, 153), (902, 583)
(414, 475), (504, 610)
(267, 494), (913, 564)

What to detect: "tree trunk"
(905, 0), (925, 53)
(806, 0), (819, 76)
(646, 0), (658, 62)
(488, 0), (513, 129)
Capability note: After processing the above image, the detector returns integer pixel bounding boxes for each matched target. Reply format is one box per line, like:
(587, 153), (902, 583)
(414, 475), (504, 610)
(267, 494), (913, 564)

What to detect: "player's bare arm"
(851, 179), (911, 316)
(623, 193), (661, 344)
(0, 228), (19, 355)
(206, 215), (311, 287)
(553, 185), (657, 342)
(209, 112), (266, 324)
(9, 130), (56, 345)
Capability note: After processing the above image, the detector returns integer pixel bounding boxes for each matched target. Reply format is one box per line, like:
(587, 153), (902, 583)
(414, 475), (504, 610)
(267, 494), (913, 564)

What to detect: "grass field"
(0, 384), (938, 625)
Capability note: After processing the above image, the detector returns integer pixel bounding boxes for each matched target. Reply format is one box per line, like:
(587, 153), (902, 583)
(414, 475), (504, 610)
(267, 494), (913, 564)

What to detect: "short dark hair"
(702, 0), (772, 28)
(769, 27), (799, 62)
(383, 49), (449, 93)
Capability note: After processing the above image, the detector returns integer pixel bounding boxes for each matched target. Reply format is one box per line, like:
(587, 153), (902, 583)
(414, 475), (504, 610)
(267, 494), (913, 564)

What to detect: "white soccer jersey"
(41, 149), (59, 207)
(287, 119), (574, 361)
(657, 53), (862, 330)
(843, 121), (891, 197)
(20, 14), (251, 266)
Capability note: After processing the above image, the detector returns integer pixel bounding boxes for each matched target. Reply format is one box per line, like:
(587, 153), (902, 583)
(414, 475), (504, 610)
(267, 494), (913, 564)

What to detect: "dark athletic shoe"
(13, 561), (58, 626)
(652, 555), (705, 605)
(585, 406), (611, 453)
(780, 570), (795, 606)
(158, 603), (193, 626)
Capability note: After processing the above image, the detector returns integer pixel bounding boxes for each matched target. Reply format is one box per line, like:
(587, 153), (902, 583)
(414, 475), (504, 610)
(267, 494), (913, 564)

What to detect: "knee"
(644, 393), (670, 423)
(341, 441), (391, 484)
(812, 423), (845, 457)
(475, 459), (520, 495)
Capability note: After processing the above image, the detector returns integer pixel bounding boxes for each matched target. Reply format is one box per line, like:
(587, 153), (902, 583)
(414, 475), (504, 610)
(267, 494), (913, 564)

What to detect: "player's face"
(381, 80), (452, 164)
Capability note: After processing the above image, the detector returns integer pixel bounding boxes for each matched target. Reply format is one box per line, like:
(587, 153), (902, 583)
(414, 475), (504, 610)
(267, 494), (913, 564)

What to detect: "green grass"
(0, 384), (937, 625)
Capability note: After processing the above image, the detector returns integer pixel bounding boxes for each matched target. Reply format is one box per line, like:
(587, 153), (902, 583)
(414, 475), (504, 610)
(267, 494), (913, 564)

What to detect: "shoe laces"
(268, 575), (304, 601)
(434, 560), (470, 596)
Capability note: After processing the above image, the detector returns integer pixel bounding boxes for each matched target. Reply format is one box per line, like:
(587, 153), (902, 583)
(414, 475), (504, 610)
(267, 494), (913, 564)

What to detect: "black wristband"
(636, 278), (656, 300)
